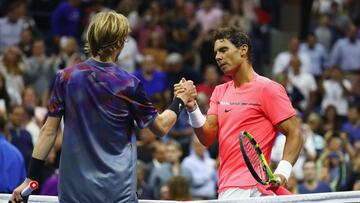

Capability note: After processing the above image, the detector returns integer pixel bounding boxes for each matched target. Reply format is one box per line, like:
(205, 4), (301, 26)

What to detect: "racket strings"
(244, 138), (268, 181)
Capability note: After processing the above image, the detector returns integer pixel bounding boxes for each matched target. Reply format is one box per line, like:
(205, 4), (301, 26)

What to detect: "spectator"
(137, 161), (154, 199)
(299, 33), (329, 78)
(321, 68), (352, 117)
(54, 37), (83, 70)
(18, 29), (33, 57)
(287, 56), (317, 113)
(196, 65), (220, 99)
(148, 141), (192, 199)
(137, 128), (159, 164)
(117, 36), (142, 73)
(133, 54), (167, 98)
(227, 0), (252, 34)
(142, 31), (167, 70)
(167, 176), (192, 201)
(314, 15), (334, 52)
(9, 105), (33, 168)
(342, 104), (360, 144)
(0, 74), (10, 111)
(322, 105), (343, 133)
(25, 39), (56, 99)
(182, 136), (217, 199)
(51, 0), (81, 47)
(0, 113), (26, 193)
(0, 46), (28, 105)
(272, 37), (311, 76)
(0, 0), (28, 53)
(329, 24), (360, 76)
(298, 160), (332, 194)
(195, 0), (223, 33)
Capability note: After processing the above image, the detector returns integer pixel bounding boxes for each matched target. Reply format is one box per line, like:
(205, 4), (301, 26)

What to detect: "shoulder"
(256, 75), (282, 89)
(215, 80), (233, 91)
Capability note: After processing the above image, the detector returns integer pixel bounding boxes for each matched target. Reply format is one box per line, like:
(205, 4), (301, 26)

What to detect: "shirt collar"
(86, 58), (117, 68)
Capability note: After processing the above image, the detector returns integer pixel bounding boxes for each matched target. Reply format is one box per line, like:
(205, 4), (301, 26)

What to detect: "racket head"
(239, 131), (275, 185)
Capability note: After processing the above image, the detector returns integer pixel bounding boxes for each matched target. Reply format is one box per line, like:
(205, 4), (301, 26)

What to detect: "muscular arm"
(148, 110), (178, 137)
(32, 117), (62, 160)
(194, 115), (218, 147)
(277, 116), (303, 165)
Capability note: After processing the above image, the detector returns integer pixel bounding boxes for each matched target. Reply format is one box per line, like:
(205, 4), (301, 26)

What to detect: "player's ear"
(240, 44), (248, 58)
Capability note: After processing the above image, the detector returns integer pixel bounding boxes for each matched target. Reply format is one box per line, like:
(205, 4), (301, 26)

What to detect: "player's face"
(214, 39), (243, 76)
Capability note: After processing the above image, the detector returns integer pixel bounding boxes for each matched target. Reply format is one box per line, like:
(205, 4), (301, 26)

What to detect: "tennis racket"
(239, 130), (280, 185)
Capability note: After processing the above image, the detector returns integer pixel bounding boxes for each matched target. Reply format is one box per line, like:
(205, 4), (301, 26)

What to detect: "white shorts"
(218, 187), (273, 200)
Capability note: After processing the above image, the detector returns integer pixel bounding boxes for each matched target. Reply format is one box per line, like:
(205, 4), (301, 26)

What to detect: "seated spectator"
(9, 105), (33, 168)
(0, 46), (28, 106)
(25, 39), (56, 99)
(182, 136), (217, 199)
(133, 54), (167, 98)
(298, 160), (332, 194)
(321, 68), (352, 117)
(0, 113), (26, 193)
(117, 36), (142, 73)
(342, 104), (360, 144)
(142, 31), (167, 70)
(137, 161), (154, 200)
(196, 65), (220, 99)
(148, 140), (192, 199)
(167, 176), (192, 201)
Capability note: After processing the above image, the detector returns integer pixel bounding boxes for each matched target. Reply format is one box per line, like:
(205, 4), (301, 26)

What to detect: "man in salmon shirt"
(176, 27), (303, 200)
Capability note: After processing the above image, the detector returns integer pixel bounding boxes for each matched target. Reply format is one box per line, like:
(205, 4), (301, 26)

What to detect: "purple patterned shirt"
(48, 58), (158, 203)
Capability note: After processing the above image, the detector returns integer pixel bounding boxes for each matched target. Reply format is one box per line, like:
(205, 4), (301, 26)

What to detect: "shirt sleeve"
(48, 72), (65, 117)
(207, 86), (220, 115)
(261, 82), (296, 126)
(130, 81), (158, 129)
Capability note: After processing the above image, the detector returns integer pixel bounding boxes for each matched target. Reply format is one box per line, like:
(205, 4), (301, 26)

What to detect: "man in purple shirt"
(11, 11), (196, 203)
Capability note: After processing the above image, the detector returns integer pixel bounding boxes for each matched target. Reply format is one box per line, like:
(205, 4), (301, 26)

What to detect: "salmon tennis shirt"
(207, 73), (296, 193)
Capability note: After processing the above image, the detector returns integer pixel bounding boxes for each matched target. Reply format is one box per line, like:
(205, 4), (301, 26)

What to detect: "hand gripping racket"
(239, 131), (291, 195)
(9, 181), (39, 203)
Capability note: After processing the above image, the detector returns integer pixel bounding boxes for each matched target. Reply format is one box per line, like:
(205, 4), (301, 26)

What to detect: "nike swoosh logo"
(225, 109), (232, 113)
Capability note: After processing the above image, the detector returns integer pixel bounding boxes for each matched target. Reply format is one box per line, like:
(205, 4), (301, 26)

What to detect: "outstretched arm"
(149, 80), (197, 136)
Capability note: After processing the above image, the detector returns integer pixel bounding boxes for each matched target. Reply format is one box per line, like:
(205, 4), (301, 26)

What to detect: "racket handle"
(21, 181), (39, 197)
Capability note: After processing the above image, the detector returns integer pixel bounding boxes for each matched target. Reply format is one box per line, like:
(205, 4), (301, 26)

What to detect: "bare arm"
(32, 117), (62, 160)
(11, 117), (61, 202)
(277, 116), (303, 165)
(148, 80), (196, 137)
(148, 110), (178, 136)
(193, 114), (218, 147)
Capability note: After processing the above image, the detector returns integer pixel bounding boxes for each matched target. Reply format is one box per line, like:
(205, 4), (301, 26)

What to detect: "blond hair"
(86, 11), (130, 60)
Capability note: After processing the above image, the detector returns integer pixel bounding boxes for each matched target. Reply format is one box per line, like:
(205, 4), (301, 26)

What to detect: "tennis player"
(10, 11), (196, 203)
(176, 27), (303, 199)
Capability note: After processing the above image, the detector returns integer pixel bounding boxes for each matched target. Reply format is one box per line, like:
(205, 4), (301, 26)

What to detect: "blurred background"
(0, 0), (360, 200)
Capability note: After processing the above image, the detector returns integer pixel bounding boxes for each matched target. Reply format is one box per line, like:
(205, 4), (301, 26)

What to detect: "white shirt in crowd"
(288, 71), (317, 110)
(272, 51), (311, 76)
(182, 152), (217, 199)
(321, 79), (352, 116)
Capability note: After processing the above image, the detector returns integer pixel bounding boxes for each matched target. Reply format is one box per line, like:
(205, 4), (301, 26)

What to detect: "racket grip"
(22, 181), (39, 197)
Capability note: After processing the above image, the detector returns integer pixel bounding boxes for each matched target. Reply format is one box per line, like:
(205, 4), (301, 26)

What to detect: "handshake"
(173, 78), (198, 111)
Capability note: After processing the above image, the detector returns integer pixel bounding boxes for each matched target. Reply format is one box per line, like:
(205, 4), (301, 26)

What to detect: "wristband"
(187, 105), (206, 128)
(274, 160), (292, 181)
(167, 97), (185, 117)
(27, 158), (45, 181)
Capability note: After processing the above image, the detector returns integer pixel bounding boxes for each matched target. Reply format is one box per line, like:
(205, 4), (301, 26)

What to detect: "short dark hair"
(213, 27), (252, 62)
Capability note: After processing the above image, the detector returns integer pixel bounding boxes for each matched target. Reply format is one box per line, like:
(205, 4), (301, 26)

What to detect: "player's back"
(56, 58), (155, 203)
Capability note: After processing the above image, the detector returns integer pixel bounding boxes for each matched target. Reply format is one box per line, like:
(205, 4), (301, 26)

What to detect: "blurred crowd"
(0, 0), (360, 201)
